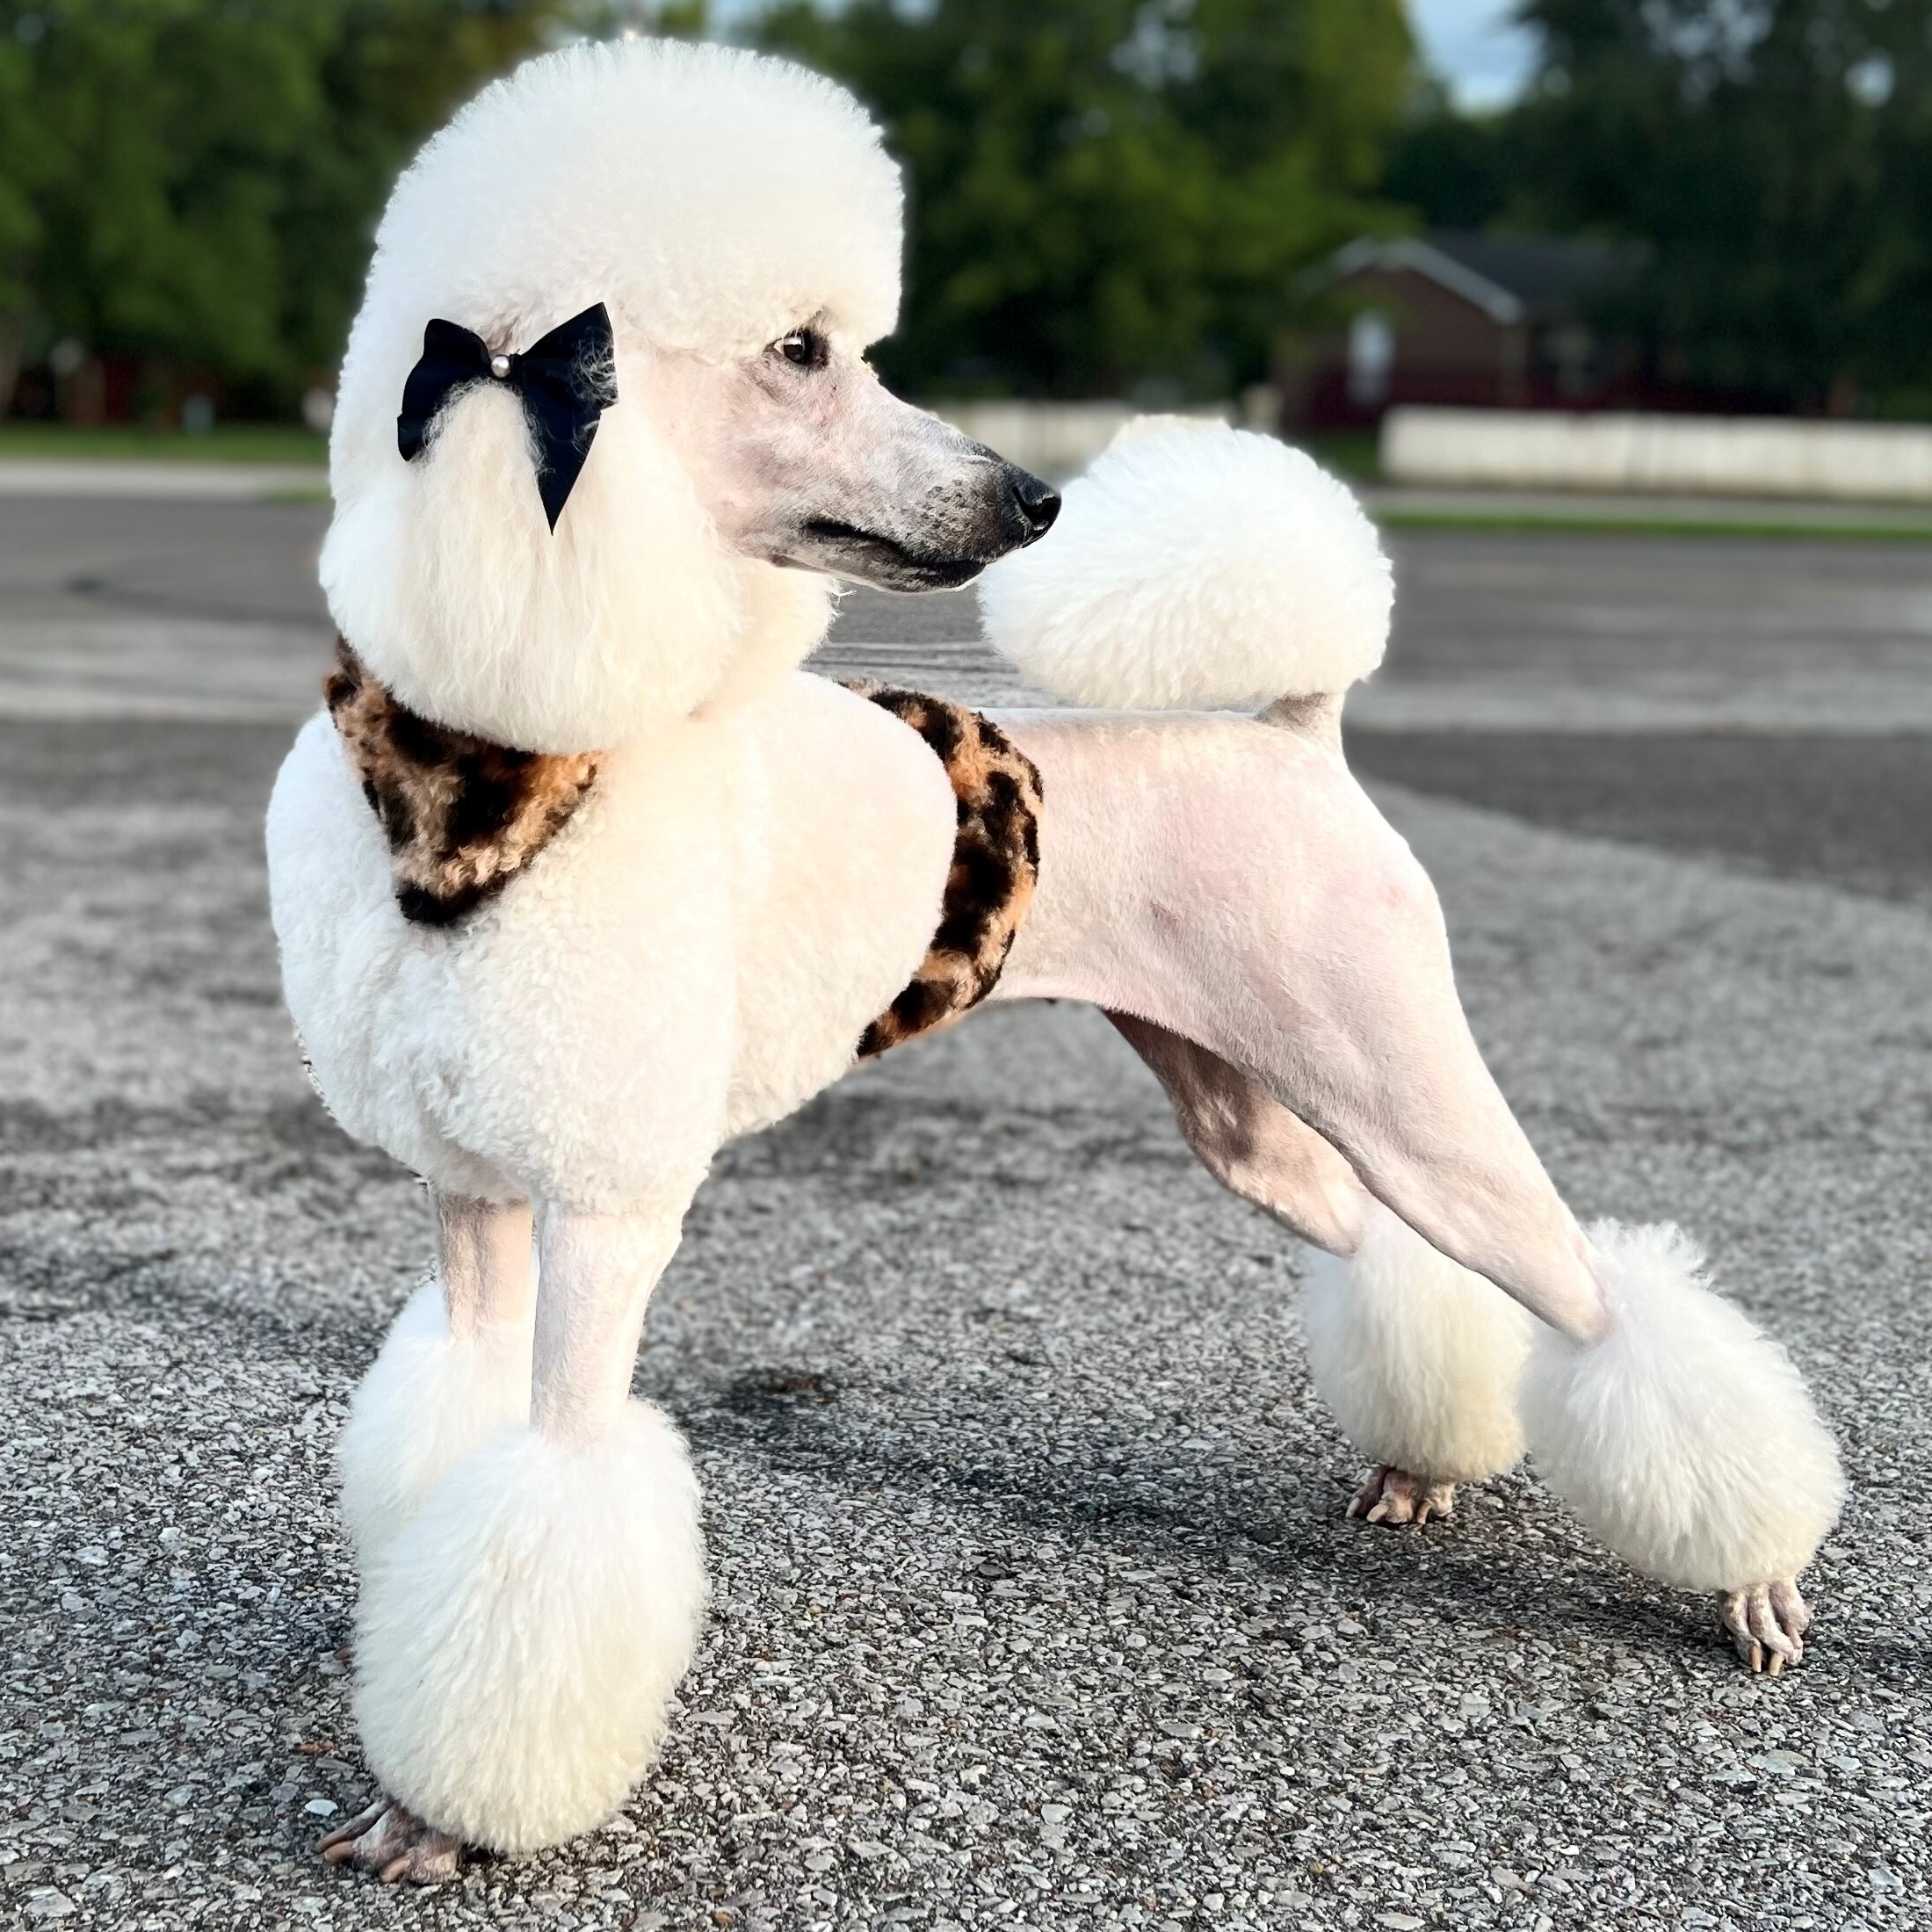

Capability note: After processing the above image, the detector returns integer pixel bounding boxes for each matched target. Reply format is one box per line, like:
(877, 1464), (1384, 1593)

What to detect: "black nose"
(1002, 465), (1060, 544)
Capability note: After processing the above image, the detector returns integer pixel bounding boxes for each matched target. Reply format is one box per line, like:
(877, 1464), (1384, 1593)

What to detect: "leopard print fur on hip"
(843, 684), (1042, 1057)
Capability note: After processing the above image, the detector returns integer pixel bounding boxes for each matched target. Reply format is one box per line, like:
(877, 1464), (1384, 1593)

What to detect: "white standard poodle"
(264, 37), (1844, 1883)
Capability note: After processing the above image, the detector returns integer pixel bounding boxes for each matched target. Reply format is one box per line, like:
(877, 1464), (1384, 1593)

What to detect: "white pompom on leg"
(338, 1195), (536, 1565)
(1520, 1221), (1843, 1668)
(336, 1279), (533, 1565)
(353, 1401), (706, 1854)
(1302, 1200), (1535, 1517)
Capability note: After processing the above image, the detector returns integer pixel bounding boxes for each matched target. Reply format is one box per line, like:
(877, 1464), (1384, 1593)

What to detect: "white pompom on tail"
(978, 418), (1393, 709)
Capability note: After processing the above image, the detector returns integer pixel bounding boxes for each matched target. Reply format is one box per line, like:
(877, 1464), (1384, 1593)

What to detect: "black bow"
(396, 303), (617, 532)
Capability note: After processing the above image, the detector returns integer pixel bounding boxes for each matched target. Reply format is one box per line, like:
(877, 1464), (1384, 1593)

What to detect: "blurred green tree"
(0, 0), (1404, 414)
(756, 0), (1415, 397)
(0, 0), (580, 418)
(1379, 77), (1513, 234)
(1504, 0), (1932, 413)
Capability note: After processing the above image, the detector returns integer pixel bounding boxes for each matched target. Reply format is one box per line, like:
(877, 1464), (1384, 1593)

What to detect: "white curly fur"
(354, 1403), (706, 1855)
(1522, 1222), (1844, 1591)
(978, 420), (1393, 708)
(322, 40), (895, 751)
(1302, 1202), (1534, 1485)
(285, 38), (1854, 1869)
(335, 1281), (533, 1566)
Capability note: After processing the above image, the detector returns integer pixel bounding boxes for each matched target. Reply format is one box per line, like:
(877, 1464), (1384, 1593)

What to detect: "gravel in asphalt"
(0, 502), (1927, 1932)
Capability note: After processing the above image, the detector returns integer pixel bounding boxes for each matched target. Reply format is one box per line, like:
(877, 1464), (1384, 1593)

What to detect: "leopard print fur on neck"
(324, 639), (600, 927)
(322, 648), (1041, 1051)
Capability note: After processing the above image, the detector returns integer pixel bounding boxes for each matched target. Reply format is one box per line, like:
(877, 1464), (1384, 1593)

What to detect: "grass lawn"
(0, 423), (326, 464)
(1292, 428), (1380, 481)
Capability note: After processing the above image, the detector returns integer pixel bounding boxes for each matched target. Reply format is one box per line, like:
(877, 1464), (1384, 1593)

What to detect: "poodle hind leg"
(1111, 1015), (1530, 1527)
(336, 1190), (537, 1567)
(1200, 907), (1845, 1665)
(1067, 748), (1843, 1664)
(1521, 1222), (1842, 1674)
(1305, 1203), (1534, 1527)
(348, 1195), (707, 1860)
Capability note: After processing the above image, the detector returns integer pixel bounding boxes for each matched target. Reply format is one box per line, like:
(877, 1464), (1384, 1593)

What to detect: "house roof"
(1329, 231), (1645, 326)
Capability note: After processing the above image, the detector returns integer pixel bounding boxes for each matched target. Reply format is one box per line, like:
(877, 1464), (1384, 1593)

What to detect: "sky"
(1407, 0), (1539, 111)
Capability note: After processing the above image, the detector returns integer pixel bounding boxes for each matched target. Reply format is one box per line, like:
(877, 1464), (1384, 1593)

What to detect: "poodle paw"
(1721, 1579), (1813, 1675)
(1347, 1465), (1456, 1526)
(321, 1798), (462, 1884)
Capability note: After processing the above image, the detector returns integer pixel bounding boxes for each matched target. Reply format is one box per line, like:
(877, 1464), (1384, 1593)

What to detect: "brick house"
(1285, 231), (1646, 428)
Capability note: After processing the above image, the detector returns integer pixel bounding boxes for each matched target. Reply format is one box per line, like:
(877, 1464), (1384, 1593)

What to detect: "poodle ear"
(321, 347), (747, 753)
(395, 307), (616, 533)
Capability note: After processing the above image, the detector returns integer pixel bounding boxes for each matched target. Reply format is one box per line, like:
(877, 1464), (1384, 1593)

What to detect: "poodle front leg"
(344, 1195), (707, 1864)
(1113, 1016), (1532, 1527)
(336, 1190), (537, 1565)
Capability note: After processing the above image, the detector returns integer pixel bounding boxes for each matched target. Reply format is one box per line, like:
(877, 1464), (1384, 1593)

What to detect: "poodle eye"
(773, 329), (821, 368)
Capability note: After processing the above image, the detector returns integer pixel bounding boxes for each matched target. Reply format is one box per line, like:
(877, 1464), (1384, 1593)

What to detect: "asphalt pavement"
(1, 496), (1928, 1932)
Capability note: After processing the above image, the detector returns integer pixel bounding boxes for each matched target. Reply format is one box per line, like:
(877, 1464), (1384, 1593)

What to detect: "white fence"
(1382, 406), (1932, 501)
(923, 400), (1231, 481)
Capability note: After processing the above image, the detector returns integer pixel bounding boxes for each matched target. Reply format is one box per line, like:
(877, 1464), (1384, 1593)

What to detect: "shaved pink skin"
(988, 701), (1813, 1672)
(992, 701), (1612, 1347)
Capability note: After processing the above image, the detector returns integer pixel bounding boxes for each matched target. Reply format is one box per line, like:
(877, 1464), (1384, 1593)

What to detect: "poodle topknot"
(321, 41), (903, 754)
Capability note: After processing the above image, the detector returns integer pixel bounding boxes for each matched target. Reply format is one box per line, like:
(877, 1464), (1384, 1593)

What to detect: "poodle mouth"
(792, 519), (990, 593)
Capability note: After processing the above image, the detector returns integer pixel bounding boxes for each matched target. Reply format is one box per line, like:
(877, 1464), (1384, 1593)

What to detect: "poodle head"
(322, 39), (1056, 753)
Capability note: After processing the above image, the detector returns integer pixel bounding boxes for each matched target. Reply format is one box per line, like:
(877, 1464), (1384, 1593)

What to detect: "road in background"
(1, 496), (1927, 1930)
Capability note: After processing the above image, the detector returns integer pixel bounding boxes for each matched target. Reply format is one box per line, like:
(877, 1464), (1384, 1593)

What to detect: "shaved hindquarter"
(989, 708), (1610, 1346)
